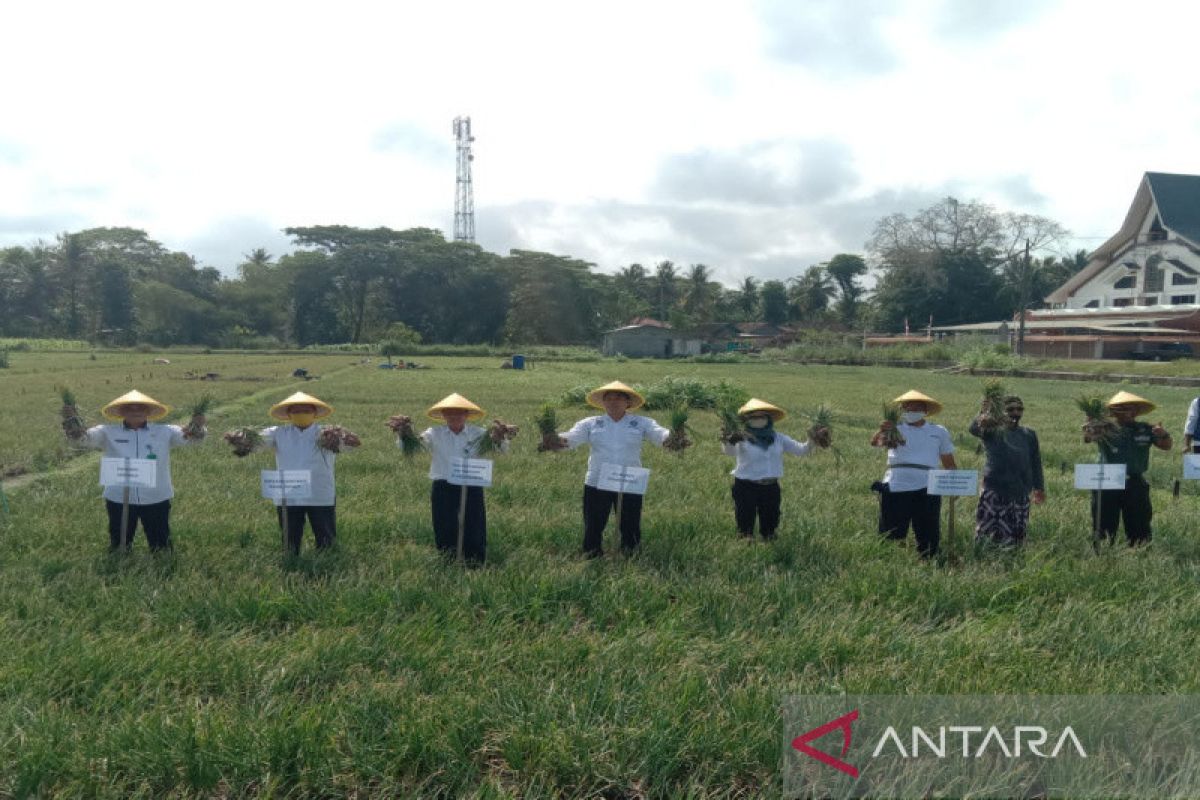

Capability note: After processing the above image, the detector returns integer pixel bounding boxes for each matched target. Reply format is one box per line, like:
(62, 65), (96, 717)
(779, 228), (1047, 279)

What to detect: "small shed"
(601, 323), (702, 358)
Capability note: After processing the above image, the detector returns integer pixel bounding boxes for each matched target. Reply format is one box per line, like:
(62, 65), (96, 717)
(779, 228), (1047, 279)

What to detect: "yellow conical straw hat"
(586, 380), (646, 411)
(1106, 390), (1155, 416)
(269, 391), (334, 421)
(427, 393), (485, 421)
(891, 389), (944, 416)
(102, 390), (170, 421)
(737, 398), (787, 422)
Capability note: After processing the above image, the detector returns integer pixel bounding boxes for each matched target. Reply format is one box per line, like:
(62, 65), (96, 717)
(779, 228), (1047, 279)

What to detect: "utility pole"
(452, 116), (475, 243)
(1016, 238), (1031, 356)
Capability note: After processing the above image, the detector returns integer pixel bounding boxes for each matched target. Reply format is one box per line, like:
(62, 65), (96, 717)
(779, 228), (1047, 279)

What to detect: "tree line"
(0, 198), (1086, 347)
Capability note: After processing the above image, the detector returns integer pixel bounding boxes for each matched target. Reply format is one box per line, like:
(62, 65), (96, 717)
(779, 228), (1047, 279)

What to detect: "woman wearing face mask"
(870, 390), (957, 558)
(721, 398), (825, 540)
(235, 391), (360, 555)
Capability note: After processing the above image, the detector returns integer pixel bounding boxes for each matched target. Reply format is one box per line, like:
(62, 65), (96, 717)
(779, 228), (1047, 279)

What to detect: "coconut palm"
(788, 265), (835, 319)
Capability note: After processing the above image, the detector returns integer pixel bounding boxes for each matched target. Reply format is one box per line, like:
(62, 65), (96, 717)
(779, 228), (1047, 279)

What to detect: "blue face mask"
(744, 416), (776, 449)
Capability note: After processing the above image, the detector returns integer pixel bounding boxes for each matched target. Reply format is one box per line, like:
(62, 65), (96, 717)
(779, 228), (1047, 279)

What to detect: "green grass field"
(3, 353), (1200, 797)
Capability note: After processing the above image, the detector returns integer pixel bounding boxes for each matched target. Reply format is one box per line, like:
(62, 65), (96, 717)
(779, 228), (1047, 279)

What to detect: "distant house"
(691, 321), (797, 351)
(601, 321), (702, 358)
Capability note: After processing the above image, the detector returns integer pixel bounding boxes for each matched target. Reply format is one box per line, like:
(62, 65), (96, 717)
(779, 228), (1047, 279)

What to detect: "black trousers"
(431, 480), (487, 564)
(878, 487), (941, 557)
(1091, 475), (1152, 545)
(106, 499), (171, 551)
(583, 484), (643, 556)
(732, 478), (781, 539)
(275, 505), (336, 554)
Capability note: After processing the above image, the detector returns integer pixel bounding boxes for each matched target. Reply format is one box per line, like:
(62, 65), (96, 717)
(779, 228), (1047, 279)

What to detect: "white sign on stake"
(927, 469), (978, 496)
(1074, 463), (1127, 491)
(261, 470), (312, 501)
(1184, 454), (1200, 480)
(597, 463), (651, 495)
(100, 457), (157, 489)
(449, 458), (493, 488)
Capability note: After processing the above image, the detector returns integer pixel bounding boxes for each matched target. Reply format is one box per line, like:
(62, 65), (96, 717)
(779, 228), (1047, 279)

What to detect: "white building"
(1046, 172), (1200, 310)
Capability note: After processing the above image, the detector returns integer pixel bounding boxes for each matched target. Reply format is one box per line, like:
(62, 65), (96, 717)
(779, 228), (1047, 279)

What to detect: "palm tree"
(617, 263), (649, 303)
(653, 260), (678, 321)
(788, 265), (835, 320)
(737, 276), (759, 318)
(683, 263), (716, 321)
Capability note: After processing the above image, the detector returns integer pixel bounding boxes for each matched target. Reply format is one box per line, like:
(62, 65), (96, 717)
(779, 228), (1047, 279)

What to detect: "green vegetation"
(3, 354), (1200, 796)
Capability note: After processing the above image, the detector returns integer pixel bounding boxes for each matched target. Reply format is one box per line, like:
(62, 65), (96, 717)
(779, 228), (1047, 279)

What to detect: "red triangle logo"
(791, 709), (860, 778)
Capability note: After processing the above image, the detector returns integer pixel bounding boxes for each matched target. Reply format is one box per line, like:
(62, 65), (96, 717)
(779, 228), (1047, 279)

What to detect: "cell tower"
(452, 116), (475, 242)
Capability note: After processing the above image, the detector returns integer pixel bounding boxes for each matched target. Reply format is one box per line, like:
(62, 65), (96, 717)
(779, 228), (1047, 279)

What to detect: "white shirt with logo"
(561, 413), (670, 487)
(883, 422), (955, 492)
(84, 423), (197, 505)
(722, 434), (811, 480)
(419, 424), (508, 481)
(262, 424), (345, 506)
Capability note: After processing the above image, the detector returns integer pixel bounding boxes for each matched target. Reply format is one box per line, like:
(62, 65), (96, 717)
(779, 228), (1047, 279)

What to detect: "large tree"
(868, 197), (1068, 332)
(760, 280), (790, 325)
(503, 250), (603, 344)
(824, 254), (868, 326)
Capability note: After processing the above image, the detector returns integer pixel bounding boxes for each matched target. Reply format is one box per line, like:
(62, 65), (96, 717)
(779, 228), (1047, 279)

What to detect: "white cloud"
(1, 0), (1198, 282)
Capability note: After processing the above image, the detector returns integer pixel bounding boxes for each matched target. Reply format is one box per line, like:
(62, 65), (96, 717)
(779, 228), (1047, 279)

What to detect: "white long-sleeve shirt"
(419, 424), (508, 480)
(84, 422), (200, 504)
(1184, 397), (1200, 443)
(262, 424), (354, 506)
(560, 413), (670, 487)
(722, 434), (811, 480)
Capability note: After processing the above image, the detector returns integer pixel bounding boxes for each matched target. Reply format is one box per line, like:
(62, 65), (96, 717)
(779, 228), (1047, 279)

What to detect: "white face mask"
(901, 411), (926, 424)
(746, 416), (770, 429)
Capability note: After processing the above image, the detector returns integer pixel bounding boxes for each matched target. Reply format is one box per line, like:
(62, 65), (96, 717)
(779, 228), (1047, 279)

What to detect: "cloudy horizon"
(2, 0), (1197, 285)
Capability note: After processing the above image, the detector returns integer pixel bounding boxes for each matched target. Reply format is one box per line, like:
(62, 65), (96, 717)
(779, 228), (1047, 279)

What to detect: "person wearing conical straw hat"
(64, 389), (208, 552)
(720, 398), (827, 541)
(401, 393), (513, 565)
(1087, 391), (1171, 547)
(969, 393), (1045, 547)
(226, 391), (360, 555)
(545, 380), (685, 558)
(870, 389), (957, 559)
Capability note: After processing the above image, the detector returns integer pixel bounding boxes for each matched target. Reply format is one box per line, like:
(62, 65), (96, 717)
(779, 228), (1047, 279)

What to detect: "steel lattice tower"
(452, 116), (475, 242)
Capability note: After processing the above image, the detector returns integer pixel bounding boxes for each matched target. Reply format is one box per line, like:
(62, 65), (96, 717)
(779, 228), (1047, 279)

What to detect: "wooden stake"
(615, 489), (625, 532)
(456, 484), (468, 564)
(120, 486), (131, 549)
(946, 496), (957, 547)
(120, 457), (131, 549)
(280, 476), (290, 555)
(1092, 455), (1105, 553)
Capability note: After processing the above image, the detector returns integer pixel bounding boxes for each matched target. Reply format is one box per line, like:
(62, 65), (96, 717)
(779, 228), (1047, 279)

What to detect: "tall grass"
(3, 356), (1200, 795)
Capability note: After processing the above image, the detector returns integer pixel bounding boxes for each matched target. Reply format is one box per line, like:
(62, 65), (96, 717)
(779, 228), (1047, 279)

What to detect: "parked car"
(1129, 341), (1195, 361)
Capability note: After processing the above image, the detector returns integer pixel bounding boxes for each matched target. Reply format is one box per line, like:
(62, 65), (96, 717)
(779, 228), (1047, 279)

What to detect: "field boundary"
(948, 366), (1200, 387)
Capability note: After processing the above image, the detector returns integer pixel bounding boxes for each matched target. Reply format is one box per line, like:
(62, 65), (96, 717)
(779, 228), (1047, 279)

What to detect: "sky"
(2, 0), (1199, 286)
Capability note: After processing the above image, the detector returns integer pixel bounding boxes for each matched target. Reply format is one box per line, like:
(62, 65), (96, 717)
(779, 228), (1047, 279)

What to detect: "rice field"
(3, 352), (1200, 797)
